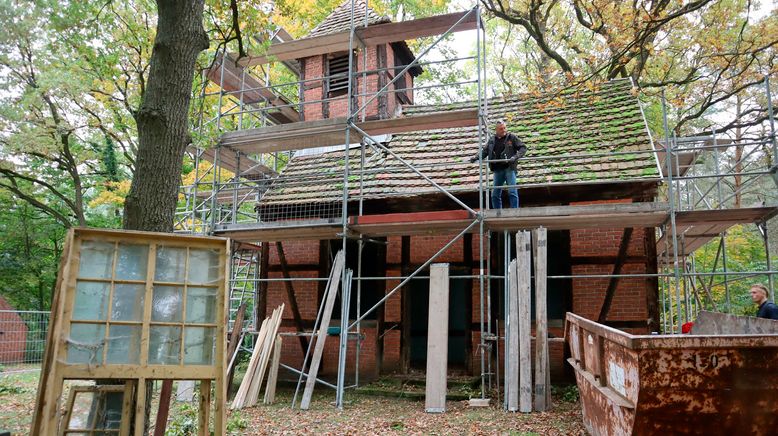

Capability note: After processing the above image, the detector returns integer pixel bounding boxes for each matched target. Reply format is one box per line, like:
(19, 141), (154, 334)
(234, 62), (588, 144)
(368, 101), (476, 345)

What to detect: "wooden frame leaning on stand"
(31, 227), (230, 436)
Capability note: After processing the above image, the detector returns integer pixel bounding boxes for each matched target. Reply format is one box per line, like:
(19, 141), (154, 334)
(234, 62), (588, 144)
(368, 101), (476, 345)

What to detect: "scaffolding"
(174, 0), (778, 411)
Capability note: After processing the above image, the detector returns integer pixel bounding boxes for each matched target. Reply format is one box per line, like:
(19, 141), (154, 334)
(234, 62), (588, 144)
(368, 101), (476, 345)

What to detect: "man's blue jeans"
(491, 168), (519, 209)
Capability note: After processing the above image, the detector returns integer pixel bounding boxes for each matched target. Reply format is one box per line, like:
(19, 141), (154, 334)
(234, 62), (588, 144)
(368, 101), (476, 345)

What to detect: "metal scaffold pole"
(475, 1), (488, 401)
(335, 0), (358, 409)
(661, 91), (684, 333)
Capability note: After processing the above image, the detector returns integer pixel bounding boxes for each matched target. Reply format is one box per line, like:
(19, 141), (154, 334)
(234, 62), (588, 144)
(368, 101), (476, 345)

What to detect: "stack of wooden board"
(231, 303), (285, 409)
(506, 228), (550, 413)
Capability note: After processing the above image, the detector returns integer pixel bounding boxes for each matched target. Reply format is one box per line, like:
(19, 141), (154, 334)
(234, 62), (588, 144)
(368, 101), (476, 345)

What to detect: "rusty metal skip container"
(565, 311), (778, 435)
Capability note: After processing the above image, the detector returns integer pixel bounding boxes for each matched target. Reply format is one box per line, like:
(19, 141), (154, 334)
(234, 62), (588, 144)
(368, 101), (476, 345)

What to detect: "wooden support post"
(226, 302), (247, 394)
(425, 263), (449, 413)
(463, 233), (474, 373)
(317, 241), (331, 307)
(375, 239), (387, 376)
(533, 227), (550, 411)
(506, 259), (519, 412)
(298, 58), (306, 121)
(198, 380), (212, 436)
(264, 336), (283, 404)
(597, 228), (634, 323)
(121, 381), (135, 436)
(300, 250), (345, 410)
(276, 242), (310, 353)
(644, 227), (661, 332)
(516, 231), (532, 413)
(153, 380), (173, 436)
(257, 242), (270, 322)
(400, 236), (412, 374)
(134, 379), (147, 436)
(321, 54), (330, 119)
(32, 231), (72, 436)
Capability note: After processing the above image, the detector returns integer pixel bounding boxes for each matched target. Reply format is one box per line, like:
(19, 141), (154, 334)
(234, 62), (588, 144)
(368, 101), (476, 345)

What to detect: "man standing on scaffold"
(470, 119), (527, 208)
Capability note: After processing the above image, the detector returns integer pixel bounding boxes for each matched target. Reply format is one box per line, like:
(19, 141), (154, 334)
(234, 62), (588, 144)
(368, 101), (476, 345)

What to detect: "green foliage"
(227, 410), (249, 433)
(551, 385), (580, 403)
(167, 403), (199, 436)
(0, 379), (29, 395)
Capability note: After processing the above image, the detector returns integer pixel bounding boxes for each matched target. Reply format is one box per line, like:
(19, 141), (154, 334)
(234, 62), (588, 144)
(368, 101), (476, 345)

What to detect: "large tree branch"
(0, 177), (72, 227)
(482, 0), (573, 73)
(0, 167), (80, 214)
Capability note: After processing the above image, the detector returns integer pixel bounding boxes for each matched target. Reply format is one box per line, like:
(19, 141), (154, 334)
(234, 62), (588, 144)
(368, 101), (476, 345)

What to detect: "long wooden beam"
(207, 55), (300, 124)
(597, 228), (634, 323)
(238, 11), (479, 67)
(218, 109), (478, 154)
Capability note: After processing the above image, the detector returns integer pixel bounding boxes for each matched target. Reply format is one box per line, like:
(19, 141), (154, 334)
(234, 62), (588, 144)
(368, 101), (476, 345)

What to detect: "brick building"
(0, 295), (27, 364)
(227, 0), (662, 383)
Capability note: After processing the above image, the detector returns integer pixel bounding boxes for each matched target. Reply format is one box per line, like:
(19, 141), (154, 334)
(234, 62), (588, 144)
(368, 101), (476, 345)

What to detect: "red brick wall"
(0, 296), (27, 364)
(569, 200), (653, 332)
(265, 221), (655, 381)
(300, 43), (412, 121)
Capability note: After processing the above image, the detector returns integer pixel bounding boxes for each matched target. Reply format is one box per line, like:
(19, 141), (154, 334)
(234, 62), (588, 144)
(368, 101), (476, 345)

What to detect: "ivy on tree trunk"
(123, 0), (209, 232)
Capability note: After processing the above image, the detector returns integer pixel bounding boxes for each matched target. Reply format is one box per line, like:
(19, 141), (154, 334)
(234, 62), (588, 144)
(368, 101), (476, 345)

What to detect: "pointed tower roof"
(307, 0), (390, 38)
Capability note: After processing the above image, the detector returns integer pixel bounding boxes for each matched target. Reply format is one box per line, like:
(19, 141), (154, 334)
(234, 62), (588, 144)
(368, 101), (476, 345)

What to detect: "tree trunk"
(119, 2), (208, 433)
(123, 0), (208, 232)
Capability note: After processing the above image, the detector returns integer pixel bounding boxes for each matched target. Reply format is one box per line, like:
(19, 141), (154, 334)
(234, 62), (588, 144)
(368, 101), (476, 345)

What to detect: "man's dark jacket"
(473, 133), (527, 171)
(757, 300), (778, 320)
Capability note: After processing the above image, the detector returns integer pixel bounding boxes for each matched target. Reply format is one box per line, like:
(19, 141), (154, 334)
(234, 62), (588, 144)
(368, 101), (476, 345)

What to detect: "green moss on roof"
(259, 78), (658, 206)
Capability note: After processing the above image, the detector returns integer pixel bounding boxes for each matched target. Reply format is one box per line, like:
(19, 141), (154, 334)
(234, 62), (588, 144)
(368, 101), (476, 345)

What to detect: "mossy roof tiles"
(259, 78), (660, 205)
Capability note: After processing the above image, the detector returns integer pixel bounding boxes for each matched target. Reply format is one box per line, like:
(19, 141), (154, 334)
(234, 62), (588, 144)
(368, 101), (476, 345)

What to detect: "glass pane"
(72, 281), (110, 321)
(106, 325), (141, 364)
(184, 327), (215, 365)
(185, 287), (217, 324)
(151, 286), (183, 322)
(78, 241), (115, 279)
(187, 249), (221, 284)
(115, 244), (149, 280)
(148, 325), (181, 365)
(67, 323), (105, 364)
(111, 284), (145, 321)
(94, 391), (124, 429)
(154, 246), (187, 282)
(67, 391), (95, 429)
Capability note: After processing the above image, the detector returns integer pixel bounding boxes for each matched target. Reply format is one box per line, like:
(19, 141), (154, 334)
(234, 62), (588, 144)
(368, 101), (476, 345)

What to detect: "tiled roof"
(259, 79), (660, 205)
(307, 0), (390, 38)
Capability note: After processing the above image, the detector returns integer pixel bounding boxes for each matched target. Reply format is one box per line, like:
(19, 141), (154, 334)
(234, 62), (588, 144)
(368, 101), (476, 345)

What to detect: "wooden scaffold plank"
(516, 231), (532, 413)
(300, 250), (345, 410)
(425, 263), (450, 413)
(264, 336), (284, 404)
(533, 227), (550, 411)
(507, 258), (519, 412)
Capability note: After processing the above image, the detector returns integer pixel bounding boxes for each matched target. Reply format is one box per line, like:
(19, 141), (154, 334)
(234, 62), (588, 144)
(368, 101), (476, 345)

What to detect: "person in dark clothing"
(470, 120), (527, 208)
(751, 283), (778, 320)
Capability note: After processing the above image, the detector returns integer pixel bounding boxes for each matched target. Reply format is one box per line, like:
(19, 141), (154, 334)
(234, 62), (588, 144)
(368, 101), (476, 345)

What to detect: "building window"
(393, 50), (412, 105)
(327, 52), (352, 97)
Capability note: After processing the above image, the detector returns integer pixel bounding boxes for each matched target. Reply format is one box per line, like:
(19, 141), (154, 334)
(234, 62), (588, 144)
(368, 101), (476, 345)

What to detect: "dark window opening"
(491, 230), (572, 326)
(393, 50), (411, 105)
(327, 52), (353, 98)
(327, 238), (387, 321)
(408, 266), (469, 370)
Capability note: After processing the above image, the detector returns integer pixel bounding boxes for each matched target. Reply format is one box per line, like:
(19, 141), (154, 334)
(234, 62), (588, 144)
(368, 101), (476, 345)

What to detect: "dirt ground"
(0, 369), (584, 435)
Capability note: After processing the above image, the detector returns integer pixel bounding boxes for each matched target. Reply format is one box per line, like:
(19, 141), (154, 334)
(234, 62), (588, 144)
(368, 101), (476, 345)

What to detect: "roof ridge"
(306, 0), (390, 38)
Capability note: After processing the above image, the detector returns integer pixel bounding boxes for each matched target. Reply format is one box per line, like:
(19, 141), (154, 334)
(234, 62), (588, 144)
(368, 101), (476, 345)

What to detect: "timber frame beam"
(236, 10), (480, 67)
